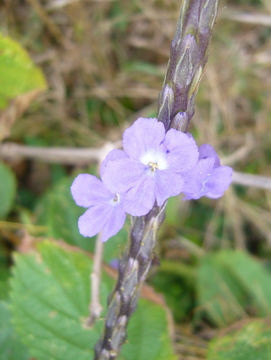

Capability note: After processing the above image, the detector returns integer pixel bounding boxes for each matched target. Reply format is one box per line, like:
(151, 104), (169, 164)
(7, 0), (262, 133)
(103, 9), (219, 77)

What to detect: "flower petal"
(71, 174), (111, 208)
(100, 149), (128, 178)
(102, 158), (145, 193)
(78, 204), (111, 237)
(182, 158), (215, 200)
(123, 117), (165, 160)
(122, 176), (155, 216)
(101, 206), (126, 242)
(205, 166), (233, 199)
(165, 129), (199, 173)
(155, 170), (184, 206)
(199, 144), (220, 167)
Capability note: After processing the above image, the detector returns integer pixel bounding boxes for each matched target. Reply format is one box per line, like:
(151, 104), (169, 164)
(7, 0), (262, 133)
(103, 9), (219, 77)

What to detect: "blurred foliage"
(0, 301), (29, 360)
(197, 250), (271, 327)
(1, 0), (271, 359)
(0, 163), (16, 219)
(151, 268), (195, 322)
(36, 176), (92, 251)
(208, 320), (271, 360)
(0, 33), (46, 109)
(10, 241), (176, 360)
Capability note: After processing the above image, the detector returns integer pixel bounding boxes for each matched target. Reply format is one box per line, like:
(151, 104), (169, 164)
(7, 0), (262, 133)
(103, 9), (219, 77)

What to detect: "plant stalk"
(94, 1), (220, 359)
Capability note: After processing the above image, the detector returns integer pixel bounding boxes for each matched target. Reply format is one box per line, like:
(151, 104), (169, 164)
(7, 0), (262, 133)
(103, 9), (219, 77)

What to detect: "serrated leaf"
(208, 320), (271, 360)
(120, 298), (175, 360)
(196, 250), (271, 327)
(0, 301), (30, 360)
(0, 162), (16, 218)
(0, 33), (46, 109)
(10, 241), (176, 360)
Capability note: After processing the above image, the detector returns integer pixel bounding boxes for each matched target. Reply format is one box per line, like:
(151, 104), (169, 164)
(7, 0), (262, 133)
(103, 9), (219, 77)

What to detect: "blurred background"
(1, 0), (271, 359)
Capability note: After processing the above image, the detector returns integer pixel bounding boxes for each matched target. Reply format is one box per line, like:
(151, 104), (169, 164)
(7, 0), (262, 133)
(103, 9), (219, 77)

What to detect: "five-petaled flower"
(71, 148), (128, 241)
(71, 117), (233, 241)
(102, 117), (199, 216)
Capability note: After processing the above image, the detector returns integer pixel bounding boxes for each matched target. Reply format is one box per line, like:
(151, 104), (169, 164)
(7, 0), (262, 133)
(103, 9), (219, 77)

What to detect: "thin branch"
(0, 142), (120, 165)
(177, 236), (205, 257)
(2, 142), (271, 191)
(232, 171), (271, 191)
(46, 0), (114, 10)
(0, 220), (46, 234)
(46, 0), (82, 10)
(86, 233), (104, 326)
(221, 134), (254, 166)
(222, 9), (271, 27)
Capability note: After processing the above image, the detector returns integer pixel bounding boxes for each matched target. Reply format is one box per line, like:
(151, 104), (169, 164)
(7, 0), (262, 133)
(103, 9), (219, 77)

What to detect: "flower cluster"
(71, 117), (232, 242)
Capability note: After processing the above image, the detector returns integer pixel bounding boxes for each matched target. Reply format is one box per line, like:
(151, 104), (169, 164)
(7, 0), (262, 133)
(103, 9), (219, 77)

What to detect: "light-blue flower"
(102, 117), (199, 216)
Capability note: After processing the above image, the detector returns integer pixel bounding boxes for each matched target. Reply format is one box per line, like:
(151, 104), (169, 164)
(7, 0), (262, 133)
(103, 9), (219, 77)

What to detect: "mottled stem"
(94, 1), (219, 359)
(94, 205), (165, 359)
(157, 0), (219, 131)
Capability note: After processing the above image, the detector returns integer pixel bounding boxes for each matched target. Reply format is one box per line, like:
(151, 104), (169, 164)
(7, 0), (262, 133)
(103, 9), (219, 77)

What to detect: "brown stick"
(0, 142), (120, 165)
(232, 171), (271, 191)
(86, 233), (104, 326)
(1, 142), (271, 191)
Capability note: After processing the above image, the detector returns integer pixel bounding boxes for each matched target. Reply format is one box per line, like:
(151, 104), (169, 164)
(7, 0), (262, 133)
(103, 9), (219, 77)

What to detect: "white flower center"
(110, 193), (120, 206)
(140, 149), (168, 173)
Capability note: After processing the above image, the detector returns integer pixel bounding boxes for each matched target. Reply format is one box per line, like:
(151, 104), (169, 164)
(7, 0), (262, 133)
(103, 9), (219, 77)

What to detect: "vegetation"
(1, 0), (271, 358)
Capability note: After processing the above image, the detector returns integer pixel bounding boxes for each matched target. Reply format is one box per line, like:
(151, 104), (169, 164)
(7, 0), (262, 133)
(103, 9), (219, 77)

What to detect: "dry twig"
(222, 9), (271, 27)
(1, 141), (271, 191)
(232, 171), (271, 191)
(86, 233), (104, 326)
(0, 142), (120, 165)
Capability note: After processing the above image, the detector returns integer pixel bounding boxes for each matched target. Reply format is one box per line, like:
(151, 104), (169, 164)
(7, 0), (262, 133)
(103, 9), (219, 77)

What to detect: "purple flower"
(182, 144), (233, 200)
(102, 117), (199, 216)
(100, 148), (128, 177)
(71, 117), (232, 241)
(71, 173), (126, 242)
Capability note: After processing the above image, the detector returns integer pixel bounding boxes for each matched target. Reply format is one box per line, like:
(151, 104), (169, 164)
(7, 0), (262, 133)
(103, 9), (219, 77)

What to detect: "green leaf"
(0, 33), (47, 109)
(10, 241), (176, 360)
(150, 268), (195, 323)
(36, 178), (93, 251)
(219, 251), (271, 315)
(0, 162), (16, 218)
(0, 267), (10, 301)
(196, 252), (246, 327)
(120, 299), (175, 360)
(208, 320), (271, 360)
(0, 301), (30, 360)
(196, 250), (271, 327)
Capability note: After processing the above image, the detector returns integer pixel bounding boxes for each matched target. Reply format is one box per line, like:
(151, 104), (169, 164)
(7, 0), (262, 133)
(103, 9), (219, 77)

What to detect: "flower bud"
(157, 84), (174, 129)
(172, 112), (188, 131)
